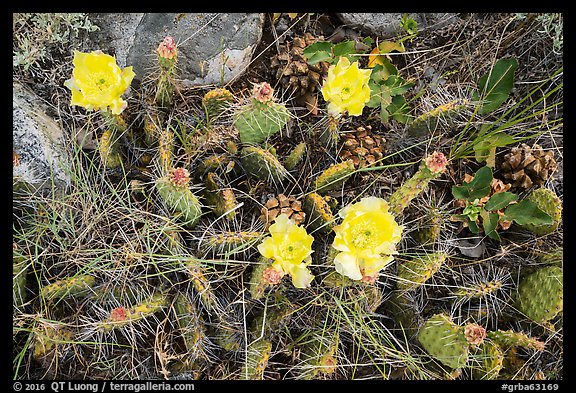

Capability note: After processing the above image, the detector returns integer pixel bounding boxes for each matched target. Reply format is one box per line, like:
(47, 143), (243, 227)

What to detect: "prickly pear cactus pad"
(418, 313), (470, 369)
(516, 266), (563, 324)
(13, 12), (562, 380)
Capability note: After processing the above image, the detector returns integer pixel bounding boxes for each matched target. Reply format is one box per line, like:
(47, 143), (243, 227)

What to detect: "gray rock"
(85, 13), (265, 87)
(337, 13), (460, 38)
(13, 82), (71, 193)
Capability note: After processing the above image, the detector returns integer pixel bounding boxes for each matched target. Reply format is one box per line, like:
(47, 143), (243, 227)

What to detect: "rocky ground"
(13, 13), (563, 381)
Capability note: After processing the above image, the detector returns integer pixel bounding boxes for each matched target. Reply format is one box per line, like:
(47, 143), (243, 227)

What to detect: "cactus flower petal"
(332, 196), (402, 281)
(257, 214), (315, 289)
(321, 56), (372, 117)
(65, 50), (135, 115)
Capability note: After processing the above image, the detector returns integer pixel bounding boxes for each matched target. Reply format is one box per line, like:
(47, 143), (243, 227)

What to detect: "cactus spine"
(396, 252), (448, 291)
(516, 265), (562, 324)
(314, 160), (356, 194)
(388, 151), (448, 217)
(412, 208), (443, 245)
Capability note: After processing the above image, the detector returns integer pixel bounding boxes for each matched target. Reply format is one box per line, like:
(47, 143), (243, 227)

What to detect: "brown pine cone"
(500, 143), (557, 189)
(270, 32), (330, 97)
(260, 194), (306, 229)
(339, 125), (386, 168)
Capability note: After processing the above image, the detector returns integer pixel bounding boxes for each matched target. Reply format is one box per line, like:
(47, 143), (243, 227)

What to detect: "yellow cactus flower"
(64, 50), (135, 115)
(257, 214), (315, 288)
(332, 196), (402, 281)
(321, 56), (372, 117)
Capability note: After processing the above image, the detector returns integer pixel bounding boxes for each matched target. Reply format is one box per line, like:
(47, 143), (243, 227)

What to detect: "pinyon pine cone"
(260, 194), (305, 229)
(500, 143), (557, 189)
(270, 33), (330, 97)
(339, 125), (386, 168)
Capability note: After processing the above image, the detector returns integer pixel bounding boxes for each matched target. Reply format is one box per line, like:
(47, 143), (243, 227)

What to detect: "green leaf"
(384, 75), (415, 96)
(504, 200), (553, 226)
(484, 192), (519, 211)
(473, 132), (516, 167)
(481, 210), (501, 241)
(388, 95), (411, 123)
(468, 220), (480, 234)
(378, 40), (406, 54)
(366, 81), (382, 108)
(303, 41), (334, 65)
(473, 57), (518, 115)
(333, 41), (356, 59)
(452, 166), (493, 202)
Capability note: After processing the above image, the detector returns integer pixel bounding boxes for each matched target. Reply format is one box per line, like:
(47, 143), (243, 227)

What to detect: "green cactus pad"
(241, 145), (288, 185)
(98, 129), (123, 169)
(196, 154), (232, 178)
(412, 208), (443, 245)
(303, 192), (336, 233)
(242, 339), (272, 380)
(155, 177), (202, 228)
(388, 291), (422, 339)
(182, 258), (220, 313)
(204, 172), (238, 220)
(516, 266), (563, 324)
(300, 332), (339, 380)
(249, 257), (275, 300)
(407, 99), (468, 137)
(200, 231), (263, 256)
(396, 252), (447, 291)
(40, 274), (96, 302)
(250, 294), (295, 338)
(284, 142), (307, 170)
(202, 88), (234, 122)
(388, 160), (443, 217)
(13, 247), (27, 309)
(418, 313), (469, 369)
(32, 325), (74, 361)
(173, 292), (207, 358)
(97, 292), (169, 331)
(486, 329), (545, 352)
(519, 187), (562, 236)
(234, 100), (290, 144)
(470, 339), (504, 380)
(314, 160), (356, 194)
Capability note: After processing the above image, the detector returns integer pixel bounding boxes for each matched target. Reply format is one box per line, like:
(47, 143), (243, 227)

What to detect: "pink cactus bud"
(252, 82), (274, 103)
(169, 167), (190, 189)
(110, 307), (127, 322)
(464, 323), (486, 345)
(262, 266), (283, 285)
(157, 36), (177, 60)
(424, 151), (448, 174)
